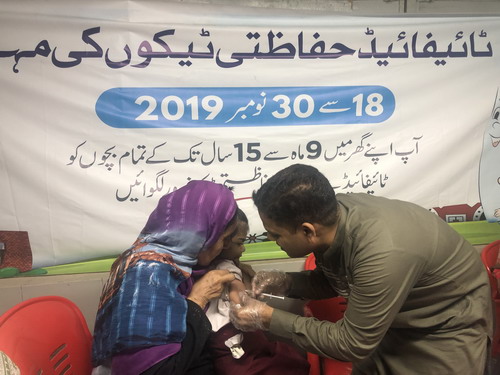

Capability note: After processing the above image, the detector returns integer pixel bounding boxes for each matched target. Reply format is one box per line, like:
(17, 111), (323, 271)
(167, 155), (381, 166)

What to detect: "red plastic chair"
(0, 296), (93, 374)
(304, 253), (352, 375)
(481, 240), (500, 357)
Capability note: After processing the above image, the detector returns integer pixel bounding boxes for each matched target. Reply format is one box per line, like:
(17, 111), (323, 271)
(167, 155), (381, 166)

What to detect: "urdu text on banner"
(0, 0), (499, 268)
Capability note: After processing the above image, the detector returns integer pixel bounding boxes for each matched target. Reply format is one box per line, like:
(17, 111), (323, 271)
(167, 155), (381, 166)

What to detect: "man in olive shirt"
(230, 163), (493, 374)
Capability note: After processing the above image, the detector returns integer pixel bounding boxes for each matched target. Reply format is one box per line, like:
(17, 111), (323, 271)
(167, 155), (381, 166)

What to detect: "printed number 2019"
(134, 92), (384, 122)
(135, 95), (223, 121)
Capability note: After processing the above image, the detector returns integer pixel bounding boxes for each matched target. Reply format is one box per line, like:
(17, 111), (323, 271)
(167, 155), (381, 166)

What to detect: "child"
(206, 209), (309, 375)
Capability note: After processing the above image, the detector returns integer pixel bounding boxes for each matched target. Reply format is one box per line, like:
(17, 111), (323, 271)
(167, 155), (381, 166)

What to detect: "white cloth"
(206, 259), (245, 358)
(206, 259), (242, 332)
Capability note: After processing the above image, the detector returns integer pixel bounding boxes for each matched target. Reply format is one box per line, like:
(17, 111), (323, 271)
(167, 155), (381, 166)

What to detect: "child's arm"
(238, 262), (256, 289)
(227, 278), (247, 305)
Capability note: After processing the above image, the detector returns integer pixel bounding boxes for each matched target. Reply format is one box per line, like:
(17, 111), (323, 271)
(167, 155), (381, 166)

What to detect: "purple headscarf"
(92, 180), (237, 365)
(139, 180), (237, 273)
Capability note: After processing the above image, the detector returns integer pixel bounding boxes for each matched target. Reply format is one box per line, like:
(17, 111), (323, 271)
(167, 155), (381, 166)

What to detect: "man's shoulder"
(337, 192), (406, 208)
(336, 192), (381, 208)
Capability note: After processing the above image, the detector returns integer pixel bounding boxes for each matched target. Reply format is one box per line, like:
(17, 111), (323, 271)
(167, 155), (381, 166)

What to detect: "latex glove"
(251, 270), (292, 299)
(230, 292), (273, 332)
(188, 269), (235, 309)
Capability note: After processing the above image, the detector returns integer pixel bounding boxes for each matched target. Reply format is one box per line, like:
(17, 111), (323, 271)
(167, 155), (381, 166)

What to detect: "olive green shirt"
(270, 193), (493, 375)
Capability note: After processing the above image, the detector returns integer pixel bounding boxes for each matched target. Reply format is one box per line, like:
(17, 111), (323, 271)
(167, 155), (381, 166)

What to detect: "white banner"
(1, 1), (499, 267)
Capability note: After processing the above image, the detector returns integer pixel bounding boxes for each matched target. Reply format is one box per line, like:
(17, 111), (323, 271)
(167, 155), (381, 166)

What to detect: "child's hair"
(252, 164), (339, 231)
(224, 208), (239, 231)
(236, 207), (248, 225)
(223, 207), (248, 248)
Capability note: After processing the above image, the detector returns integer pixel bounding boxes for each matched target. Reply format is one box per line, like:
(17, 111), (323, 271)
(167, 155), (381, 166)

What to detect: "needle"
(261, 293), (285, 300)
(245, 290), (286, 300)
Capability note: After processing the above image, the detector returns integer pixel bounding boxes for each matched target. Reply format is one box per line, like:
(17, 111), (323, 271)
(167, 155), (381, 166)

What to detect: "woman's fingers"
(218, 270), (237, 284)
(188, 270), (235, 308)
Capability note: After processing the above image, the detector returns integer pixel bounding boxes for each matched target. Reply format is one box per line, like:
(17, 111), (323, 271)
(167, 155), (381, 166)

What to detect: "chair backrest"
(481, 240), (500, 299)
(481, 240), (500, 358)
(303, 253), (352, 375)
(304, 252), (317, 272)
(0, 296), (92, 374)
(481, 240), (500, 269)
(303, 253), (348, 322)
(480, 240), (500, 357)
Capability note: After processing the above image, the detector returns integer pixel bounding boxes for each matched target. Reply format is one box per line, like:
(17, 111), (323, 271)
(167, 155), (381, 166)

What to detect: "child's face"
(219, 221), (249, 261)
(197, 221), (237, 266)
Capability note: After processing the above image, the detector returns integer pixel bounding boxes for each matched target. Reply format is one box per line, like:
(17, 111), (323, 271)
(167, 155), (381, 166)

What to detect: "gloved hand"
(251, 270), (292, 299)
(229, 292), (273, 332)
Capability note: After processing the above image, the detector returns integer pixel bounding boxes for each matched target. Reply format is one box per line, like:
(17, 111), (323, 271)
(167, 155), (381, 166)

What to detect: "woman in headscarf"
(92, 180), (238, 375)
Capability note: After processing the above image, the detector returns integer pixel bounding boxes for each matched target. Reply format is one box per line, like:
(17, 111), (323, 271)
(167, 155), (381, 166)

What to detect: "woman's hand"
(188, 269), (235, 309)
(251, 270), (292, 299)
(229, 292), (273, 331)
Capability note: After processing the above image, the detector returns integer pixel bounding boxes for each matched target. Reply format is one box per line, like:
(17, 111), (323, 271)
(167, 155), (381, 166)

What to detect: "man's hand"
(251, 270), (292, 299)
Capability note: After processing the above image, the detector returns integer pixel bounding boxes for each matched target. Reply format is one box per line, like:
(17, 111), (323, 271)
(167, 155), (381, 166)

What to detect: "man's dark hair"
(252, 164), (338, 231)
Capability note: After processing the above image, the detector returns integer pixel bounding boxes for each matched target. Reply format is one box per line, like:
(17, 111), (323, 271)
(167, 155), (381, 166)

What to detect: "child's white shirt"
(206, 259), (245, 359)
(206, 259), (242, 332)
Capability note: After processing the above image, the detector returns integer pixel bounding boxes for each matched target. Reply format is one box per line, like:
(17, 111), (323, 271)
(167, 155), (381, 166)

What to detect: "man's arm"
(270, 248), (426, 362)
(287, 269), (339, 299)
